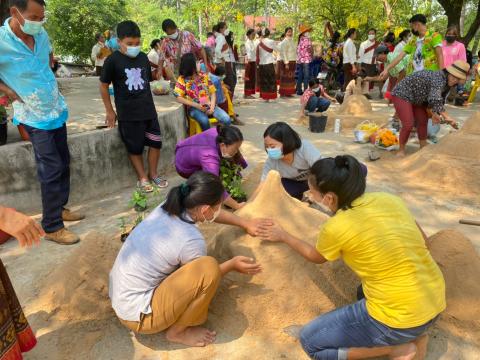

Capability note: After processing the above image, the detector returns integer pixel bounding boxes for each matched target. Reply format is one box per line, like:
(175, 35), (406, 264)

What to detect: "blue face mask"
(267, 147), (283, 160)
(18, 11), (44, 36)
(126, 46), (141, 58)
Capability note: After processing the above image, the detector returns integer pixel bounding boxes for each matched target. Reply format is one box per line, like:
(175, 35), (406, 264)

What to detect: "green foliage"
(129, 189), (147, 211)
(45, 0), (127, 61)
(220, 159), (246, 201)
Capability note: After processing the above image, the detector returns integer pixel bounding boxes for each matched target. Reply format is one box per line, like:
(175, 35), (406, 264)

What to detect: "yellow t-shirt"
(316, 192), (446, 328)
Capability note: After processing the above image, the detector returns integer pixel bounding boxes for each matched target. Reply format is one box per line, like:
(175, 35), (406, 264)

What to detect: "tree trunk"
(438, 0), (480, 46)
(1, 1), (10, 24)
(382, 0), (393, 29)
(460, 1), (466, 36)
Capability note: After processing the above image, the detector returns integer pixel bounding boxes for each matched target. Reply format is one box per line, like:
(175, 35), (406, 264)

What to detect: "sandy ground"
(1, 84), (479, 359)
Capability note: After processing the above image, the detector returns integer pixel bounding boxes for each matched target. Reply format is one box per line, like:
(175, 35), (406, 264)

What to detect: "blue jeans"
(300, 299), (438, 360)
(306, 96), (331, 113)
(189, 106), (231, 131)
(24, 124), (70, 233)
(296, 63), (311, 94)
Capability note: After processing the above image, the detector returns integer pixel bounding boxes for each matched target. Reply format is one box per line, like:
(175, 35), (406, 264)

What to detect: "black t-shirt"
(100, 51), (157, 122)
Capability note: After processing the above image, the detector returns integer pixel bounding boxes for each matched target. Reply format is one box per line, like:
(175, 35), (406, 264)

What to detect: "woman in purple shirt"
(175, 125), (247, 210)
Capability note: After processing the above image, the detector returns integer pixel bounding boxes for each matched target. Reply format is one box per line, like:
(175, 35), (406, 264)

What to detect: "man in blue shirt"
(0, 0), (84, 245)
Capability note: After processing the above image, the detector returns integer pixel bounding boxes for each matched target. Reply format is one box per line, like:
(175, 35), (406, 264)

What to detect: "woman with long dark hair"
(296, 24), (313, 95)
(244, 28), (257, 98)
(342, 28), (358, 91)
(278, 27), (297, 97)
(256, 28), (279, 101)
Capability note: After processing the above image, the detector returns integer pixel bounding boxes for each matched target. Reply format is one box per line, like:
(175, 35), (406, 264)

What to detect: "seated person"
(110, 171), (267, 347)
(299, 78), (336, 118)
(174, 53), (231, 131)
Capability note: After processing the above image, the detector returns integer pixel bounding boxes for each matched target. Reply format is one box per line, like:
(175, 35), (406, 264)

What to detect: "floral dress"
(173, 73), (216, 106)
(403, 30), (443, 74)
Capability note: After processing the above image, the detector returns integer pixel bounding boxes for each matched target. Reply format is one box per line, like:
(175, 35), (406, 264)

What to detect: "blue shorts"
(300, 299), (438, 360)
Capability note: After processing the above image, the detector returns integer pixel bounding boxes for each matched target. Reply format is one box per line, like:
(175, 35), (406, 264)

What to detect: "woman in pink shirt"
(296, 24), (313, 95)
(442, 26), (467, 95)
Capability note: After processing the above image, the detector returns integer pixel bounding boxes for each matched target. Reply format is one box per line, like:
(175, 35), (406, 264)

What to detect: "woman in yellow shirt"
(259, 155), (445, 360)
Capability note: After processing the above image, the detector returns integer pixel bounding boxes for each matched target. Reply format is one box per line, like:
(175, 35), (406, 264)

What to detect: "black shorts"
(118, 119), (162, 155)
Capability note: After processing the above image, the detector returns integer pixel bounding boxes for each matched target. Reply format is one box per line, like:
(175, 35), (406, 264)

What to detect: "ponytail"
(162, 171), (224, 221)
(309, 155), (366, 210)
(216, 124), (243, 145)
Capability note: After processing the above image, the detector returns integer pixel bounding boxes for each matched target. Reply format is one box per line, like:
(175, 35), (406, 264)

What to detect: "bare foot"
(166, 326), (216, 347)
(414, 334), (428, 360)
(396, 151), (406, 157)
(389, 342), (417, 360)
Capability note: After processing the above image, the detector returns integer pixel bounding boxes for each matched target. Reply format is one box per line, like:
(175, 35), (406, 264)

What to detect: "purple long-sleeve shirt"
(175, 128), (247, 196)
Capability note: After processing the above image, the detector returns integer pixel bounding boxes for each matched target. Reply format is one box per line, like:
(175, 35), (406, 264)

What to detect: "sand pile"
(396, 113), (480, 199)
(337, 95), (372, 116)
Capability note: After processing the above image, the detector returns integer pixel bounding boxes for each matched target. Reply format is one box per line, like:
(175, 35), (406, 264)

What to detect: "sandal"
(151, 176), (169, 188)
(137, 180), (154, 193)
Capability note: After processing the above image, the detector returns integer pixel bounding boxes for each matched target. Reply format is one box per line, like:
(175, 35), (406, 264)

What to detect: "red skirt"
(258, 63), (277, 100)
(0, 260), (37, 360)
(244, 61), (256, 96)
(279, 61), (296, 96)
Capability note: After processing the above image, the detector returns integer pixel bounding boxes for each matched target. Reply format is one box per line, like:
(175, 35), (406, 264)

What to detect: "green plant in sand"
(130, 189), (147, 212)
(220, 158), (247, 202)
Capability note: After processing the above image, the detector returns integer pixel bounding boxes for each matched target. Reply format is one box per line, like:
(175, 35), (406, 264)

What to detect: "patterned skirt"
(244, 61), (256, 96)
(0, 260), (36, 360)
(279, 61), (296, 96)
(258, 63), (277, 100)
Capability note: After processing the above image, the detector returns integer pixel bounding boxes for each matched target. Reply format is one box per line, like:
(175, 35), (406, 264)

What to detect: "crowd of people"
(0, 0), (475, 359)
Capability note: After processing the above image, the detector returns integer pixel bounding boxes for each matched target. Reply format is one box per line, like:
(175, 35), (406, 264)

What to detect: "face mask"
(17, 10), (44, 36)
(201, 205), (221, 223)
(224, 29), (230, 36)
(311, 193), (335, 216)
(303, 32), (310, 38)
(267, 147), (283, 160)
(168, 31), (179, 40)
(368, 34), (375, 41)
(445, 35), (456, 43)
(126, 46), (141, 58)
(312, 87), (320, 93)
(411, 29), (420, 36)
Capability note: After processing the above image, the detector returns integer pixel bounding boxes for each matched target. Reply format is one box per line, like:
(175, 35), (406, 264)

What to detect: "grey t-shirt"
(109, 205), (206, 322)
(262, 139), (322, 181)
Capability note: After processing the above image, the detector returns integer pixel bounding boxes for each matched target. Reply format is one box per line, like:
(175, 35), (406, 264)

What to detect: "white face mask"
(201, 205), (221, 223)
(368, 34), (375, 41)
(303, 32), (310, 38)
(168, 31), (179, 40)
(311, 193), (334, 216)
(224, 29), (230, 36)
(312, 87), (320, 93)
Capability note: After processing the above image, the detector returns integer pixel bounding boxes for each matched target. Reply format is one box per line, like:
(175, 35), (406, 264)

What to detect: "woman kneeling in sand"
(258, 155), (445, 360)
(109, 171), (267, 347)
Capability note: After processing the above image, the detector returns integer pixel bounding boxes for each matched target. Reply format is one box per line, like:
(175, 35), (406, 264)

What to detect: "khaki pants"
(120, 256), (221, 334)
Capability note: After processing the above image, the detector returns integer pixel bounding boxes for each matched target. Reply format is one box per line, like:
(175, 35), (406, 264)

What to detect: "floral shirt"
(392, 70), (449, 114)
(159, 30), (203, 68)
(403, 30), (443, 74)
(324, 43), (342, 66)
(297, 36), (313, 64)
(173, 73), (216, 105)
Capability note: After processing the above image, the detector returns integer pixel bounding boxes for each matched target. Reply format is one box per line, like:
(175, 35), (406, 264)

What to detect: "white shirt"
(280, 37), (297, 63)
(147, 48), (159, 71)
(413, 37), (425, 72)
(358, 40), (376, 64)
(343, 38), (357, 65)
(91, 42), (106, 67)
(245, 39), (256, 62)
(109, 206), (206, 322)
(395, 40), (407, 54)
(214, 33), (229, 63)
(258, 38), (278, 65)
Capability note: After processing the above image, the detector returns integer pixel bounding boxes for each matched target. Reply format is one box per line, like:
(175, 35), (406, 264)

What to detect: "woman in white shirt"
(342, 28), (358, 91)
(244, 29), (257, 98)
(110, 171), (268, 347)
(214, 22), (229, 65)
(257, 28), (279, 102)
(278, 27), (297, 97)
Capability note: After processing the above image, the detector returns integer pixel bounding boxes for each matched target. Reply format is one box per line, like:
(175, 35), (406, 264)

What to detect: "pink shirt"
(442, 40), (466, 68)
(297, 36), (313, 64)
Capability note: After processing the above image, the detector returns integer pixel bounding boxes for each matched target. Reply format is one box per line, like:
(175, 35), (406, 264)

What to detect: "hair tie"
(180, 183), (190, 197)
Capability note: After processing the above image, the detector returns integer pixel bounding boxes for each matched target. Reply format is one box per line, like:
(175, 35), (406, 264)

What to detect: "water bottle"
(334, 118), (341, 133)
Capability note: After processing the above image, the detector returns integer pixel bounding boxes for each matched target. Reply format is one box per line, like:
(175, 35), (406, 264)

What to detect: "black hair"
(9, 0), (45, 10)
(162, 171), (224, 221)
(309, 155), (366, 210)
(226, 32), (234, 47)
(384, 31), (395, 44)
(308, 78), (318, 88)
(150, 38), (161, 49)
(212, 25), (219, 33)
(214, 65), (226, 76)
(95, 32), (103, 41)
(246, 28), (255, 37)
(257, 30), (262, 37)
(330, 31), (341, 48)
(117, 20), (141, 39)
(409, 14), (427, 25)
(179, 53), (197, 77)
(216, 124), (243, 145)
(217, 22), (227, 32)
(344, 28), (356, 40)
(398, 29), (410, 41)
(207, 32), (214, 37)
(263, 28), (271, 37)
(284, 27), (293, 36)
(162, 19), (177, 32)
(263, 122), (302, 155)
(368, 28), (377, 34)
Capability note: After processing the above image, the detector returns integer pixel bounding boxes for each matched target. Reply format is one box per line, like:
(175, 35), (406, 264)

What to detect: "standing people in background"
(442, 26), (467, 99)
(99, 20), (169, 193)
(224, 29), (238, 97)
(278, 27), (297, 97)
(244, 28), (257, 98)
(381, 14), (443, 79)
(91, 32), (110, 76)
(275, 33), (285, 86)
(257, 28), (279, 102)
(296, 24), (313, 95)
(214, 22), (229, 66)
(358, 28), (380, 98)
(342, 28), (358, 91)
(383, 32), (396, 52)
(158, 19), (208, 83)
(0, 0), (85, 245)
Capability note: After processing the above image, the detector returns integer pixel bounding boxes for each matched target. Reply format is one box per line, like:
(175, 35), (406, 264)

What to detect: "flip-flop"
(151, 176), (169, 188)
(137, 180), (154, 193)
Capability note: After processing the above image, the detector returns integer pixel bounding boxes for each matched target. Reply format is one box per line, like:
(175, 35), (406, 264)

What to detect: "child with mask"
(100, 20), (168, 193)
(299, 78), (336, 118)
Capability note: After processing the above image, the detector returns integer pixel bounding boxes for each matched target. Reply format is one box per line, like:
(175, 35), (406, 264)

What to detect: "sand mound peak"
(338, 95), (372, 116)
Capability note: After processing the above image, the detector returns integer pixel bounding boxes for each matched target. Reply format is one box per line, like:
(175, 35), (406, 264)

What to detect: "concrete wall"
(0, 106), (186, 213)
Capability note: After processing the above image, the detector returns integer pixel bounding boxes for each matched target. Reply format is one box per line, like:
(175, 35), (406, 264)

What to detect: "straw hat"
(298, 24), (312, 35)
(446, 60), (470, 80)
